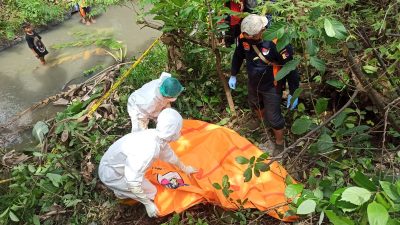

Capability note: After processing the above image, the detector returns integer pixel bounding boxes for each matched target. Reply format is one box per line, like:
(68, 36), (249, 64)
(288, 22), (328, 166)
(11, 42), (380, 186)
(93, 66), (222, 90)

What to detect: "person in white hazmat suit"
(98, 108), (197, 218)
(127, 72), (184, 132)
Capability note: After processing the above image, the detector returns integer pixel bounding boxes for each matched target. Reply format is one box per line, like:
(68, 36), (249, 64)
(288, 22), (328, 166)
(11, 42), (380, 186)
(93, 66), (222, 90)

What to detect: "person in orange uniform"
(223, 0), (263, 47)
(228, 14), (300, 156)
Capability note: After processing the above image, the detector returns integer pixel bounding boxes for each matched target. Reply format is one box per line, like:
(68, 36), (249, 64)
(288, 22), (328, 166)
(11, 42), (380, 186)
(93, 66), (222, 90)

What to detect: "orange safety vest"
(240, 34), (281, 86)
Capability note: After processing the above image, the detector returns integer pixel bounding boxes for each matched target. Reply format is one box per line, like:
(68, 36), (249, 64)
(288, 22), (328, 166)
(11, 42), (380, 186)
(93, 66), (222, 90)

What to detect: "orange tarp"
(145, 120), (296, 221)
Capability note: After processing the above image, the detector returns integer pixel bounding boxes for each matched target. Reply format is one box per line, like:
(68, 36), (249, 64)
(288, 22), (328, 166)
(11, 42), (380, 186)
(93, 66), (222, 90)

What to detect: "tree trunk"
(161, 33), (186, 72)
(205, 0), (236, 116)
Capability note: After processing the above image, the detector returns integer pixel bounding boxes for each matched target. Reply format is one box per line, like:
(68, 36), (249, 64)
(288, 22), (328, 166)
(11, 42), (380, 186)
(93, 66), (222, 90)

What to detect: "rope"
(87, 37), (160, 117)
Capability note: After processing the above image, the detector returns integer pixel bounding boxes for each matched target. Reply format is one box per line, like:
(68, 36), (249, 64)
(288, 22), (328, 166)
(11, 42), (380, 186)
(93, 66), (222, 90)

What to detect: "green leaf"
(9, 211), (19, 222)
(297, 199), (316, 215)
(325, 210), (355, 225)
(314, 188), (324, 200)
(367, 202), (389, 225)
(32, 121), (49, 144)
(254, 162), (268, 172)
(222, 189), (230, 198)
(336, 200), (359, 211)
(327, 79), (346, 89)
(332, 112), (348, 128)
(306, 39), (318, 56)
(330, 19), (347, 39)
(309, 7), (322, 20)
(263, 22), (286, 41)
(276, 32), (292, 52)
(28, 164), (36, 173)
(33, 215), (40, 225)
(212, 183), (222, 190)
(64, 199), (82, 208)
(249, 156), (255, 164)
(324, 18), (336, 37)
(244, 168), (252, 182)
(324, 18), (347, 39)
(307, 26), (320, 37)
(317, 134), (334, 152)
(276, 27), (285, 39)
(285, 175), (294, 185)
(351, 171), (377, 191)
(363, 65), (378, 74)
(170, 0), (184, 7)
(291, 118), (312, 135)
(318, 211), (325, 225)
(275, 59), (300, 81)
(170, 213), (180, 224)
(254, 168), (260, 177)
(310, 56), (326, 74)
(285, 184), (304, 198)
(81, 93), (102, 108)
(291, 88), (304, 105)
(380, 181), (400, 202)
(216, 118), (229, 126)
(0, 208), (9, 219)
(235, 156), (249, 165)
(342, 125), (370, 136)
(341, 187), (372, 206)
(397, 181), (400, 197)
(189, 48), (207, 54)
(257, 153), (269, 161)
(222, 175), (229, 188)
(55, 123), (65, 135)
(67, 101), (84, 114)
(316, 98), (329, 114)
(46, 173), (63, 187)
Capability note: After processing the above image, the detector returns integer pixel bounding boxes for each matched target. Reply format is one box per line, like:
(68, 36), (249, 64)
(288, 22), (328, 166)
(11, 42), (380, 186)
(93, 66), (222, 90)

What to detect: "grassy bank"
(0, 0), (127, 49)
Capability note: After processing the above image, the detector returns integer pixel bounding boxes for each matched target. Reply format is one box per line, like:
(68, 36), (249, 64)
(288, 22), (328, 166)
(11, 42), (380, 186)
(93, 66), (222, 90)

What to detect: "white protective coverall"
(98, 108), (196, 217)
(127, 72), (175, 132)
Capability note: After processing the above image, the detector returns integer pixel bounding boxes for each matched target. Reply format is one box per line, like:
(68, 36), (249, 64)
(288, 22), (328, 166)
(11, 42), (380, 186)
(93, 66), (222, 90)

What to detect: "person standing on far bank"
(23, 23), (48, 65)
(79, 0), (96, 25)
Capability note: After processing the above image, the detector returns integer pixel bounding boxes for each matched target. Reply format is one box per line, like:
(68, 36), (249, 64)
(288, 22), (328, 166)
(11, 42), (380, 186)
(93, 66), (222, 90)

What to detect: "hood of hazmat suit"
(99, 108), (183, 189)
(127, 72), (181, 120)
(156, 108), (183, 142)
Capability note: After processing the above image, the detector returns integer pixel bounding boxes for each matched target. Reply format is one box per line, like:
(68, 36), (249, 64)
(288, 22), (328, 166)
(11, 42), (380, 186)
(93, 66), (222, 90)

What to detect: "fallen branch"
(248, 201), (292, 225)
(386, 33), (400, 37)
(345, 46), (400, 132)
(0, 178), (15, 185)
(267, 89), (360, 166)
(40, 210), (69, 220)
(357, 28), (400, 96)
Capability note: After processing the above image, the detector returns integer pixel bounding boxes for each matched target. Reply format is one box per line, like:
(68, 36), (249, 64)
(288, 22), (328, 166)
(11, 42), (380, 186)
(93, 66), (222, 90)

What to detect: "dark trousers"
(248, 84), (285, 129)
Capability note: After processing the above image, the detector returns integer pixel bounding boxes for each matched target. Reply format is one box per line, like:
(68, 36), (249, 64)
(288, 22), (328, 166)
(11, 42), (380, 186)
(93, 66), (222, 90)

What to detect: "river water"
(0, 5), (160, 147)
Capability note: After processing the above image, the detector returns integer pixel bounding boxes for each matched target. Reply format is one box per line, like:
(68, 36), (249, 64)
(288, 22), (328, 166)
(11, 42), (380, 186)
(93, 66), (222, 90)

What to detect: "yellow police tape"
(88, 37), (160, 117)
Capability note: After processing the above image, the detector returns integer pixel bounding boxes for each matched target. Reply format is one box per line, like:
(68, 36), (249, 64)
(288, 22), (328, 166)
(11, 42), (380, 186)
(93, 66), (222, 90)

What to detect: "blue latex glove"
(228, 76), (236, 90)
(287, 94), (298, 110)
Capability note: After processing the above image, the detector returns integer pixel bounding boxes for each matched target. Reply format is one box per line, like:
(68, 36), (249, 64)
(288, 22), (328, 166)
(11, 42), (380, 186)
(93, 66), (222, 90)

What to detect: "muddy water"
(0, 6), (160, 147)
